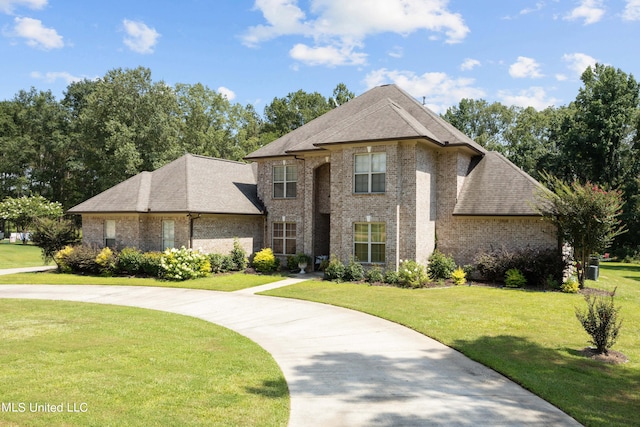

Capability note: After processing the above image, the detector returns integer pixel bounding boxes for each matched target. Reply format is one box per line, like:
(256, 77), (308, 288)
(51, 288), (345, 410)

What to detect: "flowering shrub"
(451, 266), (467, 285)
(398, 260), (427, 288)
(95, 247), (116, 275)
(561, 276), (580, 293)
(54, 245), (75, 273)
(159, 247), (210, 281)
(252, 248), (278, 274)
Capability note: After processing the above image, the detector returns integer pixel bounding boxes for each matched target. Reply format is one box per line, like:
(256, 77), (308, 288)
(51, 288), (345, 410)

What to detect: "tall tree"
(75, 67), (182, 195)
(262, 89), (332, 139)
(330, 82), (355, 107)
(442, 99), (515, 152)
(558, 63), (640, 187)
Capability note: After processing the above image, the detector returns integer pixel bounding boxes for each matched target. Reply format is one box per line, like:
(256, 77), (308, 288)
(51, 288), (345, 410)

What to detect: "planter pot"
(298, 262), (308, 274)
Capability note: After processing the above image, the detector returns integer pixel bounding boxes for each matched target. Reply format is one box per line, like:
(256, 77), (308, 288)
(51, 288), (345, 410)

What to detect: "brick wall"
(80, 214), (141, 250)
(192, 214), (264, 254)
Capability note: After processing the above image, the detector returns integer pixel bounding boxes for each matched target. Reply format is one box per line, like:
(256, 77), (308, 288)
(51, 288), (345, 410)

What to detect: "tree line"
(0, 66), (354, 210)
(1, 64), (638, 254)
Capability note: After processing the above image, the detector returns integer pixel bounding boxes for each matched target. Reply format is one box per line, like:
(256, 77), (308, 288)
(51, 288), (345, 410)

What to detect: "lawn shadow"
(451, 335), (639, 427)
(245, 377), (289, 399)
(286, 346), (580, 426)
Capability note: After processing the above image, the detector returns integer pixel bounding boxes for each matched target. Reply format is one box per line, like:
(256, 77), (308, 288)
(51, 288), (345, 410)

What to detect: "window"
(273, 165), (297, 198)
(354, 223), (386, 263)
(273, 222), (296, 255)
(354, 153), (386, 193)
(162, 220), (175, 250)
(104, 220), (116, 248)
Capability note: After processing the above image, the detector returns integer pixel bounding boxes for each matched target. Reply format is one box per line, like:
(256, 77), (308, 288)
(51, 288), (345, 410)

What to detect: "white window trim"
(273, 165), (297, 198)
(272, 222), (297, 255)
(354, 152), (386, 194)
(104, 220), (116, 248)
(162, 220), (175, 251)
(353, 222), (386, 264)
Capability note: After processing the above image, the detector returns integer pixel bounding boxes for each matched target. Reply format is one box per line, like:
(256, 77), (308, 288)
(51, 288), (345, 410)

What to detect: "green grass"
(0, 299), (289, 426)
(0, 270), (284, 291)
(0, 240), (46, 268)
(262, 263), (640, 427)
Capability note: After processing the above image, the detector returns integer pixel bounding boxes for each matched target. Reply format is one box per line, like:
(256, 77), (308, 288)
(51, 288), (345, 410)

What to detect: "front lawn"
(0, 240), (46, 268)
(0, 299), (289, 426)
(262, 262), (640, 427)
(0, 270), (284, 291)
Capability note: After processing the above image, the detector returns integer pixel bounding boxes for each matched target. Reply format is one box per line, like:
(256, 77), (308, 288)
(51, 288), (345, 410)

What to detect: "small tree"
(30, 217), (80, 265)
(0, 195), (63, 243)
(537, 175), (626, 288)
(575, 288), (622, 355)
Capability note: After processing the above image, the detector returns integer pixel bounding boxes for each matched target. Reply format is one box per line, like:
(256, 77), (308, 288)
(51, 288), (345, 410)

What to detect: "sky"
(1, 0), (639, 114)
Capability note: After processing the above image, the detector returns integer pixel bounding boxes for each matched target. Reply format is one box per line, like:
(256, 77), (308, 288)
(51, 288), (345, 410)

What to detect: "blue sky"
(1, 0), (639, 113)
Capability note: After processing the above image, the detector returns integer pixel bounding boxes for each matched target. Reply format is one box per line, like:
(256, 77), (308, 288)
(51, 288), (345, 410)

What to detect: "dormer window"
(354, 153), (386, 193)
(273, 165), (297, 198)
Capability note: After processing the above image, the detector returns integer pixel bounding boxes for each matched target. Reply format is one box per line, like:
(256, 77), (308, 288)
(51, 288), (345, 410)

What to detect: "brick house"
(244, 84), (557, 269)
(70, 84), (557, 268)
(68, 154), (265, 255)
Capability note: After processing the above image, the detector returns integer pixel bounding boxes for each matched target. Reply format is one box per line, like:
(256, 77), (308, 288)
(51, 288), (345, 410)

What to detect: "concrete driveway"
(0, 281), (581, 426)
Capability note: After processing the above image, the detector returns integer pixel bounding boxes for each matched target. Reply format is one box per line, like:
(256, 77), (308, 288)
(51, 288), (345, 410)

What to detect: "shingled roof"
(245, 84), (485, 159)
(453, 152), (544, 216)
(68, 154), (263, 215)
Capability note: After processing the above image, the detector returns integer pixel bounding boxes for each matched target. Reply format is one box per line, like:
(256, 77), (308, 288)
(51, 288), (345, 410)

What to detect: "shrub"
(95, 247), (116, 275)
(323, 255), (345, 282)
(505, 268), (527, 288)
(117, 247), (144, 275)
(474, 247), (566, 288)
(427, 250), (456, 280)
(209, 253), (231, 274)
(141, 252), (163, 277)
(451, 266), (466, 285)
(286, 255), (299, 272)
(575, 288), (623, 354)
(344, 257), (365, 281)
(54, 245), (75, 273)
(383, 269), (399, 285)
(398, 260), (427, 288)
(159, 247), (210, 281)
(30, 217), (80, 265)
(64, 245), (101, 274)
(253, 248), (278, 274)
(365, 265), (384, 284)
(561, 276), (580, 293)
(230, 238), (248, 271)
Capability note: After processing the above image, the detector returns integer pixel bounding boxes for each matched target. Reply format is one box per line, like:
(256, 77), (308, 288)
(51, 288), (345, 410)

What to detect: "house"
(67, 154), (265, 255)
(69, 84), (557, 269)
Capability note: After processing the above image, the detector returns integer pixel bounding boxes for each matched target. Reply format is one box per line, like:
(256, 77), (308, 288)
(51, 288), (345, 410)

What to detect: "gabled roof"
(453, 152), (544, 216)
(68, 154), (263, 215)
(245, 84), (485, 159)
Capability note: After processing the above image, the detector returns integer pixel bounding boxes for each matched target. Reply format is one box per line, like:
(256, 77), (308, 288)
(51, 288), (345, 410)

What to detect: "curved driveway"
(0, 281), (581, 426)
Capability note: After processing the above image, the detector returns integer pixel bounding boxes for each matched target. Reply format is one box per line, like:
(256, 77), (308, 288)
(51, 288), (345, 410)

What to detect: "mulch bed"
(578, 347), (629, 364)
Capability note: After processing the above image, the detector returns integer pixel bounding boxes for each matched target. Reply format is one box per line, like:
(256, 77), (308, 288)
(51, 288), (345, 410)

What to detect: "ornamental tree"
(537, 174), (626, 288)
(0, 195), (63, 243)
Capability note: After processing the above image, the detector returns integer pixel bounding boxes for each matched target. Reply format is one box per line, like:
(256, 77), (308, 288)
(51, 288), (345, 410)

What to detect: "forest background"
(1, 63), (638, 256)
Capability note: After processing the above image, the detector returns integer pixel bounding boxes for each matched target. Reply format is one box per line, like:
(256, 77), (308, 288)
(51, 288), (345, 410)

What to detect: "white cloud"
(122, 19), (160, 54)
(364, 68), (485, 113)
(622, 0), (640, 20)
(509, 56), (543, 78)
(30, 71), (83, 84)
(562, 52), (597, 78)
(290, 42), (367, 66)
(217, 86), (236, 100)
(13, 16), (63, 49)
(0, 0), (46, 14)
(388, 46), (403, 59)
(564, 0), (605, 25)
(243, 0), (469, 67)
(460, 58), (480, 71)
(498, 87), (560, 110)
